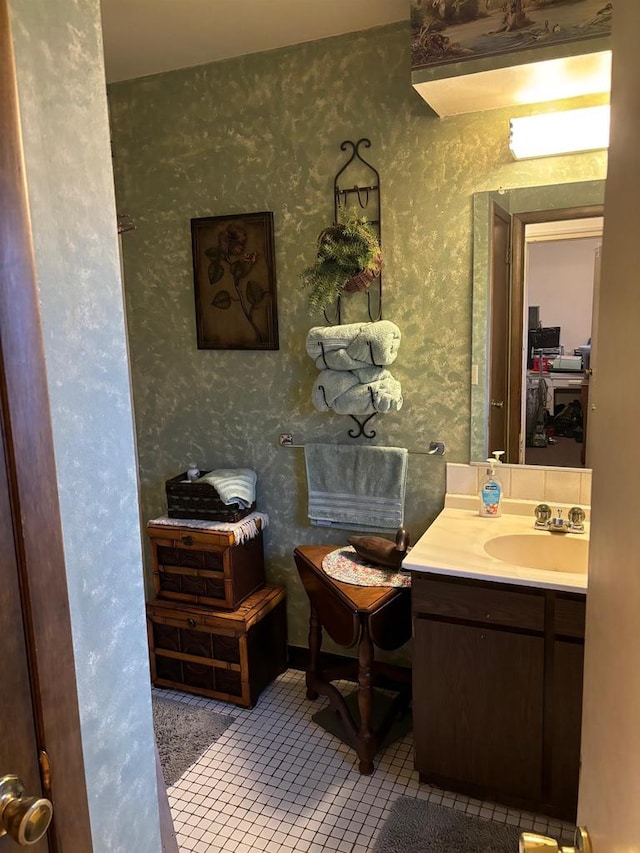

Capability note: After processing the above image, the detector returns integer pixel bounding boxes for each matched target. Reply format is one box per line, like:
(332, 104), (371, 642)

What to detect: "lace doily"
(321, 546), (411, 588)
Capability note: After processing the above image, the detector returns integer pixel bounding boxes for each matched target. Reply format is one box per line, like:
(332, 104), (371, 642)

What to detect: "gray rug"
(152, 695), (234, 786)
(373, 797), (520, 853)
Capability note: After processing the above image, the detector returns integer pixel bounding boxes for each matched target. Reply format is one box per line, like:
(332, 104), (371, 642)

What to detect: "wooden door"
(578, 3), (640, 849)
(0, 408), (48, 851)
(582, 247), (601, 466)
(0, 2), (92, 848)
(487, 201), (511, 459)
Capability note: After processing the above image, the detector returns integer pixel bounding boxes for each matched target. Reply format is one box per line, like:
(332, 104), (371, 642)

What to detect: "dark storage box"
(146, 586), (287, 707)
(166, 471), (255, 522)
(148, 520), (265, 610)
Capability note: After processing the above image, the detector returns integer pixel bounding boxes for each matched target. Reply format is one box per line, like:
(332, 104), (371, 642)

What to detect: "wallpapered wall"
(10, 0), (161, 849)
(108, 22), (606, 651)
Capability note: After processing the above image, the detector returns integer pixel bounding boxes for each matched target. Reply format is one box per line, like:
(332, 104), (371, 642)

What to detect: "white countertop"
(403, 496), (588, 593)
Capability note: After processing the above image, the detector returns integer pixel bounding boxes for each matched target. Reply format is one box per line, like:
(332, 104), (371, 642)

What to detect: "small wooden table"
(293, 545), (412, 774)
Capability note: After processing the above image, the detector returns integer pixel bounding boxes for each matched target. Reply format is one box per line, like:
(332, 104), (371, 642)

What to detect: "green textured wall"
(108, 22), (607, 651)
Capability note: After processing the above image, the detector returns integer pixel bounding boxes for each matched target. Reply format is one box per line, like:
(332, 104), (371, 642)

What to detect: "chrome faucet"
(534, 504), (585, 533)
(549, 508), (567, 533)
(567, 506), (586, 533)
(534, 503), (552, 529)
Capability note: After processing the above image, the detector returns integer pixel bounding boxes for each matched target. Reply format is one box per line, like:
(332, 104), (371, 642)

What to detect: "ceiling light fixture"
(509, 105), (611, 160)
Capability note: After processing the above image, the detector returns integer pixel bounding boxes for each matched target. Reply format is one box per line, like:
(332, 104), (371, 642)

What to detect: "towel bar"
(278, 434), (446, 455)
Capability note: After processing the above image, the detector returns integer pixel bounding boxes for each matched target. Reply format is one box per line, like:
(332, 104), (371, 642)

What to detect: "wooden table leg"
(357, 619), (375, 775)
(306, 603), (321, 701)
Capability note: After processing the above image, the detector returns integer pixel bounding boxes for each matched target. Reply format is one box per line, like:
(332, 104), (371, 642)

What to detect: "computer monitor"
(528, 326), (561, 367)
(529, 326), (560, 350)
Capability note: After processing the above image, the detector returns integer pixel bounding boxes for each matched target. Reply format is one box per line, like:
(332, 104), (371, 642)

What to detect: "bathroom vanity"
(404, 498), (588, 821)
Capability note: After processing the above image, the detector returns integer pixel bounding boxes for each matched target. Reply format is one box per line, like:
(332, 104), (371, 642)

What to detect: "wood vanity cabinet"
(412, 572), (585, 821)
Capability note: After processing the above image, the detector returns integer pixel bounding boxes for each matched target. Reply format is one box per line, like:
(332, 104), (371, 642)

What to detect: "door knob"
(490, 400), (504, 408)
(0, 775), (53, 846)
(520, 827), (592, 853)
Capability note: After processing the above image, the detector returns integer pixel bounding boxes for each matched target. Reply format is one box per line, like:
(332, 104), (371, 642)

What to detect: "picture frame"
(191, 211), (279, 350)
(410, 0), (612, 70)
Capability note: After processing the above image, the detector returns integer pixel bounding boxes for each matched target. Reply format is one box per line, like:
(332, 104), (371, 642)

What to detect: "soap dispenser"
(479, 451), (504, 517)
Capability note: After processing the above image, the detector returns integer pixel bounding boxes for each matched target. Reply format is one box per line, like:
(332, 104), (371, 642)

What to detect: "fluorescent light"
(509, 105), (610, 160)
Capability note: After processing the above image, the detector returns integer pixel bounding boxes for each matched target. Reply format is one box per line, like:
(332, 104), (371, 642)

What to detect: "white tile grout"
(158, 671), (576, 853)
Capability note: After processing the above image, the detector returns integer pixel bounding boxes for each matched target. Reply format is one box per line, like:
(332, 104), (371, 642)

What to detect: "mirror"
(471, 180), (606, 465)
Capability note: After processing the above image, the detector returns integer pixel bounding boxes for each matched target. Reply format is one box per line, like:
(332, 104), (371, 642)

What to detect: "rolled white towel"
(307, 320), (401, 369)
(306, 323), (365, 360)
(196, 468), (257, 508)
(346, 320), (401, 366)
(312, 367), (403, 415)
(312, 370), (360, 412)
(337, 369), (403, 414)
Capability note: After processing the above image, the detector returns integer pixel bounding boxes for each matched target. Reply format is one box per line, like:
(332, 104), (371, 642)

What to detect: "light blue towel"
(196, 468), (256, 508)
(304, 444), (408, 532)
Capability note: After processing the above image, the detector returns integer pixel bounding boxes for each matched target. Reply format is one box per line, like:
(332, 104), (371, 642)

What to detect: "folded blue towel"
(196, 469), (256, 508)
(304, 444), (408, 532)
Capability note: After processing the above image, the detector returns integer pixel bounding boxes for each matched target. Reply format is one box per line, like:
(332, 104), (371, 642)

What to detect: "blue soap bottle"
(479, 451), (504, 517)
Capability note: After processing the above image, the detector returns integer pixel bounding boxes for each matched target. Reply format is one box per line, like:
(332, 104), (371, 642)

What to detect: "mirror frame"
(471, 179), (606, 464)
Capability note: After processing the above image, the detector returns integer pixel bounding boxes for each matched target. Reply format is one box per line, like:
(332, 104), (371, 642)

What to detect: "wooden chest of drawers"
(146, 585), (287, 707)
(148, 520), (265, 611)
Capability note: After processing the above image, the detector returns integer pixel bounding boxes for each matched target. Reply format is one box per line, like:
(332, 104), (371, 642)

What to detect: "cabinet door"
(549, 639), (584, 819)
(414, 618), (544, 801)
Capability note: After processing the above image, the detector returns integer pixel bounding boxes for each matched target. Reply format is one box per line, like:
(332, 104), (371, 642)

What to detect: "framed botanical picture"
(191, 211), (279, 350)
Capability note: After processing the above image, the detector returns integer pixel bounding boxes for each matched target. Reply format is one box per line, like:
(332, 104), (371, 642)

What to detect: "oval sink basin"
(484, 534), (588, 574)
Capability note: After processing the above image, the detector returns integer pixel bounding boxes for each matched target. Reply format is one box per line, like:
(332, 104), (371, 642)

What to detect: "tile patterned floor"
(160, 669), (575, 853)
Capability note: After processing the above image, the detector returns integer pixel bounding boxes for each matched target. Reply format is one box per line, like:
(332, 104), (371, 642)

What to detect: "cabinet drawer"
(156, 543), (225, 570)
(412, 574), (544, 632)
(554, 596), (586, 639)
(151, 528), (230, 550)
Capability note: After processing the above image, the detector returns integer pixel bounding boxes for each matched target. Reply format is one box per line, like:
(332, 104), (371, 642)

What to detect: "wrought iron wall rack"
(326, 138), (383, 438)
(328, 137), (382, 326)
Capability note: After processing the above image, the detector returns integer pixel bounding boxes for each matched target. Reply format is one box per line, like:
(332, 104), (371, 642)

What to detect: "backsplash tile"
(497, 466), (512, 498)
(510, 467), (546, 501)
(451, 463), (591, 506)
(447, 463), (478, 495)
(545, 470), (582, 505)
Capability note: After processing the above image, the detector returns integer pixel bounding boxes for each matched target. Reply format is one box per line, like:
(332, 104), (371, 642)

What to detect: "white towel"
(306, 320), (401, 370)
(196, 468), (257, 508)
(312, 367), (403, 415)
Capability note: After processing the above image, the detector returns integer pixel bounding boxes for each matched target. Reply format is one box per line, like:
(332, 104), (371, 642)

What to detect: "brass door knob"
(0, 775), (53, 846)
(520, 828), (592, 853)
(520, 833), (559, 853)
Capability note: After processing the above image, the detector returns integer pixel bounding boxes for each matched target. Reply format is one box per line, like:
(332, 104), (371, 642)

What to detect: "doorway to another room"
(522, 217), (603, 467)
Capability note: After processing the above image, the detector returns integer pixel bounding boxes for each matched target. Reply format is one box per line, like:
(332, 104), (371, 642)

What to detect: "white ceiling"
(100, 0), (409, 84)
